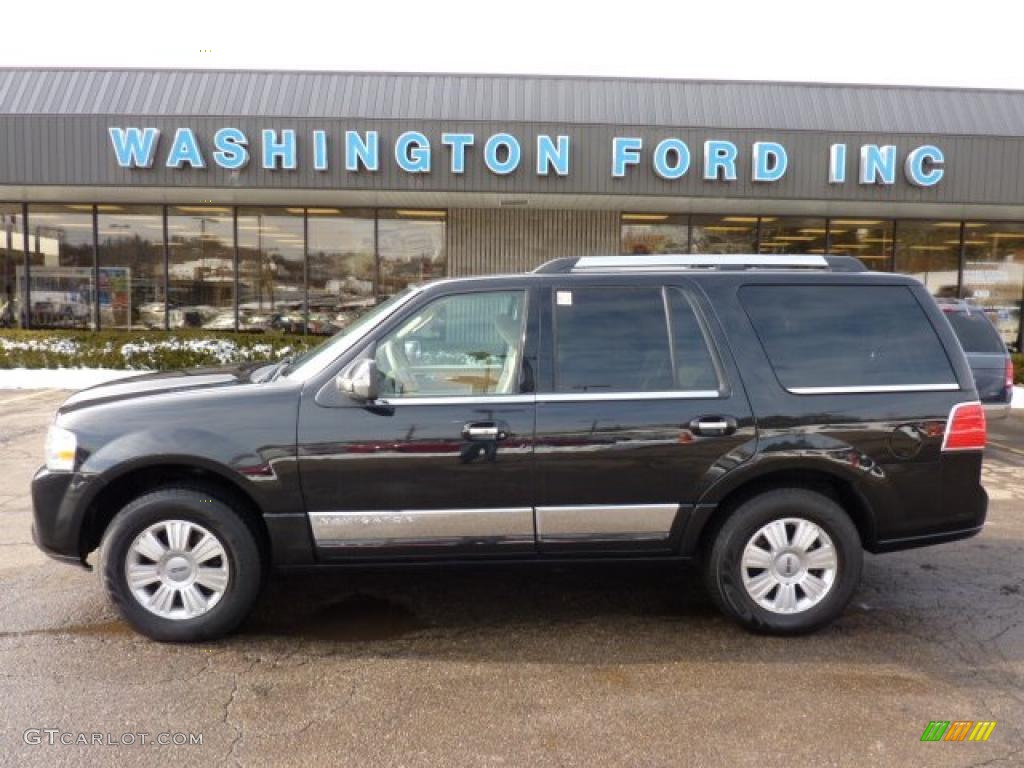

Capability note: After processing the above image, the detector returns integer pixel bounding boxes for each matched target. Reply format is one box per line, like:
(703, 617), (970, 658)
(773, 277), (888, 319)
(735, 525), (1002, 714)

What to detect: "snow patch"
(1013, 386), (1024, 409)
(0, 368), (141, 391)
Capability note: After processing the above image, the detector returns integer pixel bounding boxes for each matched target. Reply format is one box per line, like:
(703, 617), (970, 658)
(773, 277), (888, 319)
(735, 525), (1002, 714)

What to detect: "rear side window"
(553, 285), (720, 393)
(740, 285), (957, 392)
(943, 309), (1006, 354)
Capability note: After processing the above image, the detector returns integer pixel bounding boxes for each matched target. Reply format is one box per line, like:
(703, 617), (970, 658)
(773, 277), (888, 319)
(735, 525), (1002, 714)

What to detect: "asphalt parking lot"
(0, 390), (1022, 767)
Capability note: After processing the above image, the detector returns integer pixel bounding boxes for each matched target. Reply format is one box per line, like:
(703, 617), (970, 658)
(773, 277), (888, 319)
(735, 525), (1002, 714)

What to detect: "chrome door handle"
(689, 416), (738, 437)
(462, 422), (508, 441)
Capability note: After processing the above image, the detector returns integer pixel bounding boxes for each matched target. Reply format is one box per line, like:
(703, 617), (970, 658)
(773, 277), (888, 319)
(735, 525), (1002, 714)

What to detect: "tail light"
(941, 401), (987, 452)
(1006, 358), (1015, 392)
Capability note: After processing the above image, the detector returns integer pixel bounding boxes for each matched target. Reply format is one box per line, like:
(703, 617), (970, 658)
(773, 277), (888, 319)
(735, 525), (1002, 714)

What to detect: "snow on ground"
(1014, 386), (1024, 409)
(0, 368), (141, 391)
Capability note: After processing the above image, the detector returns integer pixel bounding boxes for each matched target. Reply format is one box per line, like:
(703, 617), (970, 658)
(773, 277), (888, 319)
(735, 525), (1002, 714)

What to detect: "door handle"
(462, 422), (509, 441)
(689, 416), (738, 437)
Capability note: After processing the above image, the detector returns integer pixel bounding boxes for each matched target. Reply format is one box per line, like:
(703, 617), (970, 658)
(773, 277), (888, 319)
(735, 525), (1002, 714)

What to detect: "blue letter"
(537, 135), (570, 176)
(166, 128), (205, 169)
(703, 140), (737, 181)
(829, 143), (847, 184)
(441, 133), (474, 174)
(108, 127), (160, 168)
(395, 131), (431, 173)
(313, 130), (328, 172)
(653, 138), (690, 180)
(751, 141), (788, 182)
(859, 145), (896, 185)
(212, 127), (249, 170)
(484, 133), (521, 175)
(261, 129), (296, 170)
(345, 131), (379, 172)
(612, 137), (643, 178)
(905, 145), (944, 187)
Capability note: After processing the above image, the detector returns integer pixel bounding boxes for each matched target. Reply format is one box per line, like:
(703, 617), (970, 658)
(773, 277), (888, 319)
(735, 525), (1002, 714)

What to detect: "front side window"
(553, 285), (719, 394)
(374, 291), (526, 397)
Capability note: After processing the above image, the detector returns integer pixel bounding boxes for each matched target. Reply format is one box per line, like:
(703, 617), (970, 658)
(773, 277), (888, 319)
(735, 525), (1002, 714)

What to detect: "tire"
(99, 487), (263, 642)
(703, 488), (862, 635)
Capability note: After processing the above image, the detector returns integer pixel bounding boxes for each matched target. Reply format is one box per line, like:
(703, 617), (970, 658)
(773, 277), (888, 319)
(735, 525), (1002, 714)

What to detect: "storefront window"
(828, 219), (894, 271)
(26, 204), (96, 329)
(307, 208), (376, 335)
(167, 206), (235, 329)
(691, 215), (758, 254)
(237, 208), (305, 334)
(97, 205), (166, 329)
(962, 221), (1024, 351)
(377, 210), (446, 298)
(893, 220), (962, 297)
(757, 217), (826, 254)
(621, 214), (689, 254)
(0, 205), (26, 328)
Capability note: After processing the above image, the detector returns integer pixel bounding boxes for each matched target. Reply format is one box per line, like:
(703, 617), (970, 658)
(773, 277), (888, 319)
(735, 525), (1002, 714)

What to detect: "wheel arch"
(80, 459), (271, 564)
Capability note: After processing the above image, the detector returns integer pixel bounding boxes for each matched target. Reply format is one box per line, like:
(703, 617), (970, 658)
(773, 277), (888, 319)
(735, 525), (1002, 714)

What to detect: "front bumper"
(31, 466), (96, 569)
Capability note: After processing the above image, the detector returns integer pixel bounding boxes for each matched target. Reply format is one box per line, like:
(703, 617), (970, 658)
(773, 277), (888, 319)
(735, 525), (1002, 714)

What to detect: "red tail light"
(1007, 358), (1015, 391)
(942, 401), (987, 452)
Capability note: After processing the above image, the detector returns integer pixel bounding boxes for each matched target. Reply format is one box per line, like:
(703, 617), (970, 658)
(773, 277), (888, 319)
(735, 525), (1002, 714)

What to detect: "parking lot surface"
(0, 389), (1022, 767)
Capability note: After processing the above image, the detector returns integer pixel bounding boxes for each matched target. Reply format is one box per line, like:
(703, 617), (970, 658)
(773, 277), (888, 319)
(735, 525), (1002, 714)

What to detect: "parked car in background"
(937, 299), (1013, 419)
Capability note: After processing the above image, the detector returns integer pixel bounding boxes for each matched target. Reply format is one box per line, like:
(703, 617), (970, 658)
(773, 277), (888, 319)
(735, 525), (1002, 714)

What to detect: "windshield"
(944, 309), (1006, 354)
(283, 287), (421, 382)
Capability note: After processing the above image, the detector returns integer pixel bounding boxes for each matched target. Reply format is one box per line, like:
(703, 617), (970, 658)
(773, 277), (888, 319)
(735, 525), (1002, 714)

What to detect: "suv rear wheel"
(99, 488), (263, 642)
(704, 488), (862, 634)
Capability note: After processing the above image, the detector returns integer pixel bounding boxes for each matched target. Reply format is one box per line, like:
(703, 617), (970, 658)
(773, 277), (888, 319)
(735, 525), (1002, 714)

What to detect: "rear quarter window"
(943, 309), (1007, 354)
(739, 285), (958, 391)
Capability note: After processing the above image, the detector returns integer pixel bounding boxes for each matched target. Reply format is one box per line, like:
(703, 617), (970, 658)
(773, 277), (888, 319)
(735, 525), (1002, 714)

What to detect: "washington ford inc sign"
(108, 127), (946, 187)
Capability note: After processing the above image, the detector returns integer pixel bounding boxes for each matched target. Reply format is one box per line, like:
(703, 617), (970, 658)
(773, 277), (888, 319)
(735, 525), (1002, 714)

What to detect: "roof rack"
(533, 254), (868, 274)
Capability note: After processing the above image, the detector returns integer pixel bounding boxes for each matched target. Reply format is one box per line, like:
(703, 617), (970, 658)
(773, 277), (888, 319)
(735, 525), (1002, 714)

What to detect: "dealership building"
(0, 67), (1022, 347)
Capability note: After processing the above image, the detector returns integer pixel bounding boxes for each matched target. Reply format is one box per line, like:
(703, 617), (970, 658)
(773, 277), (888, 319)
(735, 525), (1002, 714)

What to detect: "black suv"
(32, 254), (988, 642)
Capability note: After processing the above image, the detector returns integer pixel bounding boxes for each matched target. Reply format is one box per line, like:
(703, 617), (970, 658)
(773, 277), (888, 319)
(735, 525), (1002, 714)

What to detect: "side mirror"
(336, 358), (379, 402)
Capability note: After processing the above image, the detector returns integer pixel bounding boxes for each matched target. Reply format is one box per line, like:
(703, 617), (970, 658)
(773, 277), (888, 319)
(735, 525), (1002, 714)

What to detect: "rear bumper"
(31, 466), (96, 568)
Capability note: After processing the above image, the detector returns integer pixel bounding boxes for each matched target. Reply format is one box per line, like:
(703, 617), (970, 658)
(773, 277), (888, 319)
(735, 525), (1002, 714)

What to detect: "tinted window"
(740, 285), (956, 390)
(375, 291), (525, 397)
(943, 309), (1007, 354)
(666, 288), (720, 391)
(554, 286), (673, 392)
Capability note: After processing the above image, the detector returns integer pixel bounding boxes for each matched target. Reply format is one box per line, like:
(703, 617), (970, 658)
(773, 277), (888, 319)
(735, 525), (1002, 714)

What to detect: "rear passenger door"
(534, 280), (755, 553)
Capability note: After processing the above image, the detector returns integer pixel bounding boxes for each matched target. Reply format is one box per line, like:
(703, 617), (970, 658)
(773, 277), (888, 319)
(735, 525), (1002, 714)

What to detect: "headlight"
(44, 426), (77, 472)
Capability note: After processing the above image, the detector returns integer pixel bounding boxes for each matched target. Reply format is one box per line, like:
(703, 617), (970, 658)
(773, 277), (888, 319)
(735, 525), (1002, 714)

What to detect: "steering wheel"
(382, 340), (419, 394)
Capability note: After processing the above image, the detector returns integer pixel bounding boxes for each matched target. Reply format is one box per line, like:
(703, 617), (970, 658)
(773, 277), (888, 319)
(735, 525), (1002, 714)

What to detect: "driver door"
(297, 287), (537, 560)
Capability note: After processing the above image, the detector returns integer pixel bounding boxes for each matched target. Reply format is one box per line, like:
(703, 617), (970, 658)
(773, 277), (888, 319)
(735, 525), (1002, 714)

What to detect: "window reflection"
(963, 221), (1024, 351)
(238, 208), (305, 333)
(26, 204), (96, 329)
(377, 210), (446, 298)
(691, 215), (758, 253)
(98, 206), (166, 329)
(167, 206), (234, 329)
(0, 205), (26, 328)
(307, 208), (375, 335)
(893, 220), (961, 297)
(621, 214), (689, 254)
(757, 217), (826, 254)
(828, 219), (893, 271)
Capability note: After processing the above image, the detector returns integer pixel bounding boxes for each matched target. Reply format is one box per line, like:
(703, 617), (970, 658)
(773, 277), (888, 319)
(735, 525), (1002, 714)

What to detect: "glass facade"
(377, 210), (446, 299)
(827, 219), (894, 272)
(237, 208), (305, 333)
(307, 208), (376, 335)
(757, 217), (827, 255)
(167, 206), (235, 329)
(963, 221), (1024, 351)
(0, 204), (26, 327)
(97, 205), (166, 329)
(27, 204), (97, 329)
(691, 215), (758, 253)
(621, 214), (689, 254)
(893, 220), (962, 298)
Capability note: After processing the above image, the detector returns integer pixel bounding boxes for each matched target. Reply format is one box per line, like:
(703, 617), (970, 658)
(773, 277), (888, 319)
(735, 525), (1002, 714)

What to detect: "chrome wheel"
(740, 517), (838, 614)
(124, 520), (230, 620)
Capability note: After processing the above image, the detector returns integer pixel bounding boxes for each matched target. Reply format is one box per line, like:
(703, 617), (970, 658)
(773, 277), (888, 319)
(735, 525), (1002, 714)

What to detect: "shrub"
(1013, 353), (1024, 385)
(0, 329), (321, 371)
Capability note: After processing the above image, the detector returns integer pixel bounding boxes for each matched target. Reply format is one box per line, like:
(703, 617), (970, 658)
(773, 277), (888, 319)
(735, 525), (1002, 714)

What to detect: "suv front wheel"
(704, 488), (863, 634)
(99, 487), (263, 642)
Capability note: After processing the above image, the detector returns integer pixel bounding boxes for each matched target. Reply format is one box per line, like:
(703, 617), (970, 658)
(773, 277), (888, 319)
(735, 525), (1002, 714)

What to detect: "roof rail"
(533, 254), (868, 274)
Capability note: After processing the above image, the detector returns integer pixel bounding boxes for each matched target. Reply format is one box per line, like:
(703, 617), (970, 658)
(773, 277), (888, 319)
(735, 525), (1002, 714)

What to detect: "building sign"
(108, 127), (946, 187)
